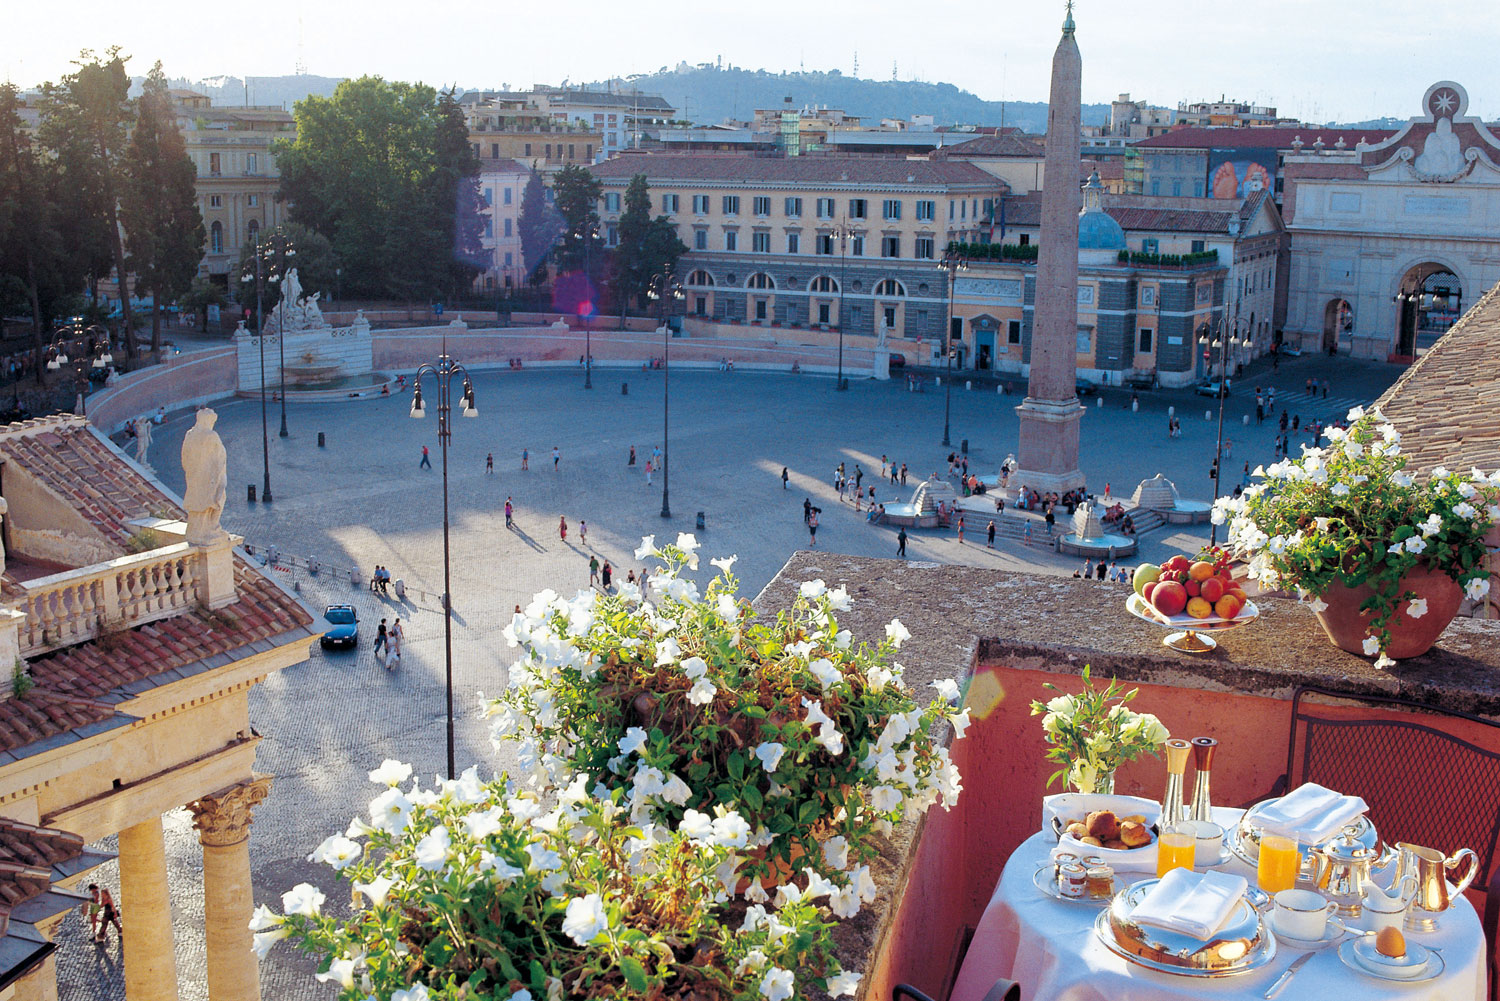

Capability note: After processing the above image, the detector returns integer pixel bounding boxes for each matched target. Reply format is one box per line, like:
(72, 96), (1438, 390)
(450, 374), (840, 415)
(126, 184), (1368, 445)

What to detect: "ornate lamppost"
(833, 218), (856, 390)
(936, 249), (969, 447)
(239, 240), (273, 502)
(646, 271), (684, 519)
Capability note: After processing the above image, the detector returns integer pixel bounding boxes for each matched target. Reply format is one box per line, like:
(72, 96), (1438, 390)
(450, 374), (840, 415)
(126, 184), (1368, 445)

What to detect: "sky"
(9, 0), (1499, 124)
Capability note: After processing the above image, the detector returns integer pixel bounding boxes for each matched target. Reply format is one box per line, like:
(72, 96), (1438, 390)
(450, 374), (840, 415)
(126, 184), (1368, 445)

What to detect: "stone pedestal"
(189, 776), (272, 1001)
(118, 816), (179, 1001)
(1011, 398), (1086, 495)
(192, 534), (242, 610)
(873, 349), (891, 381)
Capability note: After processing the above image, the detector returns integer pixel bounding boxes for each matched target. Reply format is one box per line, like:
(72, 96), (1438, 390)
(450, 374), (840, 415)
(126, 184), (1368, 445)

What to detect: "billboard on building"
(1205, 148), (1278, 200)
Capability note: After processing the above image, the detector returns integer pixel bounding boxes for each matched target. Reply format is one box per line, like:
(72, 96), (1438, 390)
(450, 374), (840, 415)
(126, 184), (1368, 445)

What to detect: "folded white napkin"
(1253, 782), (1368, 845)
(1130, 868), (1248, 940)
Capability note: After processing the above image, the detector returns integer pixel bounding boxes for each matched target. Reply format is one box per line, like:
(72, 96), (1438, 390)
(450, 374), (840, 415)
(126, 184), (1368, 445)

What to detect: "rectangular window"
(1076, 327), (1091, 353)
(209, 194), (222, 208)
(505, 252), (513, 267)
(960, 200), (966, 219)
(816, 197), (835, 218)
(503, 218), (512, 237)
(524, 143), (532, 157)
(483, 218), (494, 238)
(1171, 180), (1182, 196)
(606, 224), (618, 246)
(247, 194), (258, 207)
(504, 187), (512, 205)
(1138, 328), (1153, 353)
(849, 198), (867, 219)
(586, 145), (594, 160)
(723, 195), (740, 215)
(694, 230), (707, 250)
(949, 200), (955, 220)
(755, 299), (767, 320)
(1193, 180), (1203, 197)
(1190, 239), (1205, 253)
(851, 306), (862, 327)
(816, 234), (834, 255)
(545, 144), (552, 158)
(818, 303), (830, 324)
(696, 296), (707, 316)
(784, 197), (802, 217)
(247, 153), (258, 173)
(915, 238), (935, 259)
(725, 231), (738, 251)
(1008, 320), (1022, 344)
(884, 306), (897, 329)
(490, 143), (499, 158)
(1141, 238), (1158, 253)
(787, 233), (800, 254)
(568, 144), (575, 159)
(915, 199), (935, 221)
(662, 194), (679, 213)
(1150, 179), (1160, 195)
(483, 188), (494, 206)
(605, 192), (621, 212)
(851, 236), (864, 256)
(752, 232), (771, 253)
(881, 236), (900, 258)
(693, 194), (709, 214)
(753, 196), (771, 216)
(882, 199), (902, 220)
(209, 152), (221, 174)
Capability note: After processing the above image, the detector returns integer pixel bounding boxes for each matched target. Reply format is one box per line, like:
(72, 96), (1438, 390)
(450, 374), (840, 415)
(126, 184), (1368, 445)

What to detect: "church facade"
(1282, 82), (1500, 360)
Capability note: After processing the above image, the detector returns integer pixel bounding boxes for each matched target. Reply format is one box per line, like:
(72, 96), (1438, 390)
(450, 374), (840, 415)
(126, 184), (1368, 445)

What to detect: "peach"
(1189, 561), (1216, 581)
(1200, 577), (1225, 603)
(1185, 579), (1201, 597)
(1153, 581), (1188, 616)
(1215, 594), (1244, 619)
(1186, 596), (1214, 619)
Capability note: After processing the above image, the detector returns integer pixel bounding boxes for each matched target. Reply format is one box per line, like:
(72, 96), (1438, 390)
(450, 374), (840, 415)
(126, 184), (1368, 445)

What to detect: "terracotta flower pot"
(1312, 565), (1464, 660)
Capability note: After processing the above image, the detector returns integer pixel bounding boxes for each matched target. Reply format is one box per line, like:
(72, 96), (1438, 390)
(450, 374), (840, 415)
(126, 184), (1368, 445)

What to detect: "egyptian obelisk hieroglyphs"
(1011, 3), (1087, 496)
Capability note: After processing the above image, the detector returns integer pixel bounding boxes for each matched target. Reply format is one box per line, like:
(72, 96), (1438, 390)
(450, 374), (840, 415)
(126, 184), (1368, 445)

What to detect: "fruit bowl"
(1126, 593), (1259, 653)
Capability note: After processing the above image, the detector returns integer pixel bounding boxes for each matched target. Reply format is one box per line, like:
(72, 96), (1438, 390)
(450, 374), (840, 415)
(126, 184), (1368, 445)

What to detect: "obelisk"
(1011, 2), (1086, 497)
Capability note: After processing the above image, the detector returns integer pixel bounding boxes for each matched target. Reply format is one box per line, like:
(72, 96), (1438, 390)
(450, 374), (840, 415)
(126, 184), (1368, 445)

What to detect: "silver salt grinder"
(1162, 738), (1192, 828)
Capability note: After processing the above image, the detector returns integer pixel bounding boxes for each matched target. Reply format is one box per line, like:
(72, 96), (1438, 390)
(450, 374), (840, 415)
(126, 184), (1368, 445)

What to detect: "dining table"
(948, 805), (1486, 1001)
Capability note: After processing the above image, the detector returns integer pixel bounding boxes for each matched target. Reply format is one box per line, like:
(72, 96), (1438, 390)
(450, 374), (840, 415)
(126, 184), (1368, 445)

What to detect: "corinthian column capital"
(188, 775), (273, 848)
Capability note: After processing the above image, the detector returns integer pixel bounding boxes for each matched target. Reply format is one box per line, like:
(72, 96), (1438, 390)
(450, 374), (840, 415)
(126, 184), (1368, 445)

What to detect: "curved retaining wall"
(86, 346), (239, 432)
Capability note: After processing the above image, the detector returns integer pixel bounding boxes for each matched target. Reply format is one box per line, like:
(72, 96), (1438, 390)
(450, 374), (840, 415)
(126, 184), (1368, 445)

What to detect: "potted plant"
(256, 763), (864, 1001)
(1030, 665), (1169, 794)
(1213, 406), (1496, 666)
(489, 534), (967, 894)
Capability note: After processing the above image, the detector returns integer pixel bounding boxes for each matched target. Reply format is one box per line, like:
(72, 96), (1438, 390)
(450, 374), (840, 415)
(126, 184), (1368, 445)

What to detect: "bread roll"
(1080, 835), (1104, 847)
(1085, 810), (1120, 841)
(1066, 822), (1088, 839)
(1104, 839), (1128, 851)
(1118, 821), (1151, 848)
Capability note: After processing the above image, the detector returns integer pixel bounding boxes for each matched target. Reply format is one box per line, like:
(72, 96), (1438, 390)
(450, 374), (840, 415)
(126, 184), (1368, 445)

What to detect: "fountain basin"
(235, 372), (395, 403)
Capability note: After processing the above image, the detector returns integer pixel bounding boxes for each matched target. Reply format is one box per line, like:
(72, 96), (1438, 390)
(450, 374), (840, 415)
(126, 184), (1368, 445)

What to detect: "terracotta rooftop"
(1133, 126), (1398, 150)
(28, 561), (315, 704)
(933, 134), (1046, 159)
(0, 690), (126, 759)
(0, 820), (89, 943)
(588, 153), (1002, 188)
(995, 195), (1238, 234)
(1375, 281), (1500, 474)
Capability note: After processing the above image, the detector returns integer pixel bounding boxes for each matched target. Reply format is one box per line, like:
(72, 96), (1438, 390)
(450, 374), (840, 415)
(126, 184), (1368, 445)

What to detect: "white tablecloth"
(949, 807), (1486, 1001)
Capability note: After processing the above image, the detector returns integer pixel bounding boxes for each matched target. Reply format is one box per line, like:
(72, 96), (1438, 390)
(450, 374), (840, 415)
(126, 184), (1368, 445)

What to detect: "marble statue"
(263, 268), (327, 335)
(1414, 115), (1465, 179)
(133, 417), (154, 468)
(182, 408), (228, 546)
(0, 495), (9, 575)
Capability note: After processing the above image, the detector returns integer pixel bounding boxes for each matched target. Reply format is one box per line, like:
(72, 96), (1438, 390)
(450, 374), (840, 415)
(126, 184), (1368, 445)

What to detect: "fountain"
(884, 479), (960, 528)
(235, 278), (390, 401)
(1058, 499), (1138, 558)
(1131, 473), (1212, 524)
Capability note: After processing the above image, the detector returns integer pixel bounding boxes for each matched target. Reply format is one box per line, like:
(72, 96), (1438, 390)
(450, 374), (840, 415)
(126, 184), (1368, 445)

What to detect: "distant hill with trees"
(132, 73), (343, 110)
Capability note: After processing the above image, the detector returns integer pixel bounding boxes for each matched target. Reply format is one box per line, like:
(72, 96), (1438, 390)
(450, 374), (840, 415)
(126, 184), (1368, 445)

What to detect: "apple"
(1153, 581), (1188, 616)
(1200, 577), (1225, 603)
(1133, 563), (1162, 596)
(1186, 596), (1213, 619)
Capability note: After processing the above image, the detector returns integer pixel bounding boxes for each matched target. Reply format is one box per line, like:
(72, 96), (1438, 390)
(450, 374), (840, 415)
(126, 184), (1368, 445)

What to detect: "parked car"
(1074, 377), (1098, 396)
(1196, 378), (1232, 397)
(888, 353), (906, 369)
(321, 604), (359, 649)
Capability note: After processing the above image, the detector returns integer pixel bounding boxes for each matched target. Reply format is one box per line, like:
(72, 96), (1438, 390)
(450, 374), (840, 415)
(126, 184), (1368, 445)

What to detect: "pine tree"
(432, 89), (485, 299)
(0, 83), (63, 380)
(121, 62), (205, 354)
(551, 164), (601, 273)
(517, 168), (561, 285)
(613, 174), (654, 321)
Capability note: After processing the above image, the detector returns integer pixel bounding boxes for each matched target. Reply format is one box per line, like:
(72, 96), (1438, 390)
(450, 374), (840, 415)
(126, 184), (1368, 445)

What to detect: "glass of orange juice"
(1156, 828), (1196, 878)
(1257, 834), (1301, 894)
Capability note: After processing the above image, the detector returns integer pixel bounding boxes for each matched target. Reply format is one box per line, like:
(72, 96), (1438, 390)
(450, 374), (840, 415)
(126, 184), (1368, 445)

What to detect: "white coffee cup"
(1274, 888), (1337, 940)
(1191, 820), (1225, 865)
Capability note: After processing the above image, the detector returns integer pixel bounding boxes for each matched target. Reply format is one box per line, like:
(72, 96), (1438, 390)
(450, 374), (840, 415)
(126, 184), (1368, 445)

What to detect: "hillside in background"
(588, 64), (1111, 131)
(132, 73), (344, 109)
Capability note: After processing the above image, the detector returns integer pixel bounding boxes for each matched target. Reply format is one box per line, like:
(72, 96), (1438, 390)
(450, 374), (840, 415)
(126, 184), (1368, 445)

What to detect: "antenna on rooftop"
(853, 51), (859, 78)
(892, 60), (898, 82)
(295, 17), (307, 76)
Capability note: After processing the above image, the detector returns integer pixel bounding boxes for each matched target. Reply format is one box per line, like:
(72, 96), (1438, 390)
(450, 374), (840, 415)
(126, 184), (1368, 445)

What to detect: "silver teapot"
(1307, 826), (1394, 918)
(1395, 842), (1479, 931)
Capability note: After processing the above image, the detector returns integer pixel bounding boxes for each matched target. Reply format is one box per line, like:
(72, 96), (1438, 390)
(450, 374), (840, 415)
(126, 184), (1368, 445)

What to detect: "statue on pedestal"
(133, 417), (154, 469)
(182, 408), (228, 546)
(0, 495), (9, 576)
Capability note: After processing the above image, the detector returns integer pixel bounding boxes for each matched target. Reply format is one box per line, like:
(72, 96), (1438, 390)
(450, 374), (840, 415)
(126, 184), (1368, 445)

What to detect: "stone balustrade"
(13, 543), (198, 657)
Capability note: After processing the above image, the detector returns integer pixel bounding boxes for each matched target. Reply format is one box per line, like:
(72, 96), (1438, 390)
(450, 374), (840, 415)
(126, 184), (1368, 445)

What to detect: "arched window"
(746, 272), (775, 290)
(809, 275), (839, 293)
(210, 221), (224, 254)
(874, 278), (905, 297)
(687, 269), (715, 287)
(246, 219), (260, 246)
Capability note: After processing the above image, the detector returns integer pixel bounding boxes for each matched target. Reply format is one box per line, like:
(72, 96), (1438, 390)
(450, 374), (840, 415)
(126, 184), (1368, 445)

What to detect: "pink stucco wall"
(86, 346), (239, 432)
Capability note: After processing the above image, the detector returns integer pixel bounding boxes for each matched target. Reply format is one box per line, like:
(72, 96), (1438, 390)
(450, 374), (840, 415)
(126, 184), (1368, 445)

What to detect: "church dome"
(1077, 172), (1126, 251)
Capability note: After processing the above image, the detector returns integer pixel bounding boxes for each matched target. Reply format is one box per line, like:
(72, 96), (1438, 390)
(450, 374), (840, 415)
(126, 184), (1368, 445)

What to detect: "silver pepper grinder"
(1189, 737), (1218, 824)
(1162, 738), (1192, 829)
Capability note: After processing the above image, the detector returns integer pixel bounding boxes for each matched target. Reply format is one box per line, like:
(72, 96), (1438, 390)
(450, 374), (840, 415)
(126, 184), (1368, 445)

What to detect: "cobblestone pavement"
(55, 351), (1400, 999)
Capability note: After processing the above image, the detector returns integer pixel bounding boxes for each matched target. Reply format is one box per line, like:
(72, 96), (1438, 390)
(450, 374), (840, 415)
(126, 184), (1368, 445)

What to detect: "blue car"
(321, 604), (359, 649)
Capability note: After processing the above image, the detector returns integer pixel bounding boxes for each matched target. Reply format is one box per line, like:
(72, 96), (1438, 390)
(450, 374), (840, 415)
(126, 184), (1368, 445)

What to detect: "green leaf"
(743, 784), (764, 810)
(798, 800), (820, 824)
(728, 751), (746, 783)
(530, 960), (547, 989)
(621, 956), (649, 992)
(742, 704), (768, 718)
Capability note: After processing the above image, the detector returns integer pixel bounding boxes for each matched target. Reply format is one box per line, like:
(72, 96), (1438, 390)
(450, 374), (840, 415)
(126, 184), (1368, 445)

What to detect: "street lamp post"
(578, 223), (599, 389)
(833, 218), (855, 390)
(1207, 315), (1236, 546)
(239, 241), (273, 502)
(936, 249), (969, 447)
(647, 271), (683, 519)
(274, 239), (296, 438)
(408, 335), (477, 781)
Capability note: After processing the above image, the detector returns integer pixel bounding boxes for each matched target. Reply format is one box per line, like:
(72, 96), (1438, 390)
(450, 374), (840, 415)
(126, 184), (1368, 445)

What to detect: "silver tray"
(1032, 865), (1113, 906)
(1094, 878), (1278, 978)
(1227, 799), (1385, 869)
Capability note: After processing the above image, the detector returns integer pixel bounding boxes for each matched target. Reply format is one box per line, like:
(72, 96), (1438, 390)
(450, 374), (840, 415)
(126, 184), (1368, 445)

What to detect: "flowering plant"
(1212, 406), (1495, 667)
(1029, 665), (1170, 793)
(254, 763), (862, 1001)
(487, 534), (966, 896)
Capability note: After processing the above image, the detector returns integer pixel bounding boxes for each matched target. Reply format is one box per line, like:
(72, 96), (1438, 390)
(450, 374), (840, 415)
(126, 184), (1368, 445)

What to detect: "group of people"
(627, 444), (665, 485)
(1100, 503), (1136, 536)
(370, 565), (393, 595)
(372, 616), (404, 665)
(1074, 560), (1131, 584)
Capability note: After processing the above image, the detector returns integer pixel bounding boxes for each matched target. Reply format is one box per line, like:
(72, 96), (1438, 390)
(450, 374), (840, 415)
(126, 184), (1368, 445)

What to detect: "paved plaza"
(54, 348), (1398, 1000)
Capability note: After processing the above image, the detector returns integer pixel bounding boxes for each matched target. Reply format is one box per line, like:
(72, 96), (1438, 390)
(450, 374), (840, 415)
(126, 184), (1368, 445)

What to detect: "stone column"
(188, 776), (272, 1001)
(117, 816), (180, 1001)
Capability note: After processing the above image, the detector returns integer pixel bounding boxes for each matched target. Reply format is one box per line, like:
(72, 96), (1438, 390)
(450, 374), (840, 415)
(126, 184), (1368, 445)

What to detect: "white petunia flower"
(248, 903), (283, 932)
(800, 579), (828, 598)
(1392, 472), (1414, 487)
(393, 986), (432, 1001)
(1362, 635), (1381, 656)
(803, 697), (833, 730)
(681, 655), (709, 680)
(1406, 597), (1429, 619)
(712, 812), (752, 848)
(1404, 536), (1428, 555)
(1454, 502), (1478, 520)
(653, 636), (681, 667)
(760, 967), (796, 1001)
(369, 759), (413, 787)
(743, 877), (769, 903)
(754, 741), (786, 772)
(885, 618), (911, 647)
(508, 991), (534, 1001)
(827, 585), (853, 611)
(315, 957), (357, 989)
(618, 727), (649, 756)
(827, 971), (863, 997)
(1421, 514), (1443, 537)
(822, 835), (849, 870)
(562, 893), (610, 945)
(949, 707), (973, 739)
(307, 835), (363, 871)
(681, 808), (716, 841)
(932, 677), (962, 703)
(808, 657), (842, 691)
(353, 875), (396, 908)
(1331, 482), (1350, 497)
(711, 554), (738, 575)
(525, 841), (562, 873)
(1374, 653), (1397, 670)
(687, 677), (717, 706)
(414, 826), (451, 872)
(281, 883), (325, 918)
(1467, 578), (1492, 601)
(1347, 405), (1365, 421)
(814, 723), (845, 755)
(866, 664), (893, 693)
(252, 927), (289, 959)
(368, 788), (414, 833)
(717, 593), (739, 622)
(465, 806), (507, 841)
(634, 535), (657, 560)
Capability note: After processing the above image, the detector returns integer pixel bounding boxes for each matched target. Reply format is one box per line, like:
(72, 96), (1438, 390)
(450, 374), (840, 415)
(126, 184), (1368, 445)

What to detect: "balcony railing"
(13, 543), (199, 657)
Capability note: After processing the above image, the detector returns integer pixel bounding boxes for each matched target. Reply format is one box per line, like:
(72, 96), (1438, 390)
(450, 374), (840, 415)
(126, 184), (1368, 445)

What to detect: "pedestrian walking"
(897, 526), (908, 557)
(419, 445), (432, 470)
(855, 464), (863, 490)
(987, 520), (996, 548)
(1084, 559), (1094, 578)
(374, 618), (388, 656)
(486, 452), (493, 474)
(1024, 521), (1033, 545)
(645, 459), (654, 484)
(579, 520), (587, 545)
(890, 462), (899, 486)
(521, 448), (529, 470)
(559, 516), (568, 540)
(781, 466), (789, 489)
(389, 618), (404, 663)
(1104, 482), (1111, 502)
(881, 455), (889, 479)
(601, 561), (613, 589)
(1322, 379), (1329, 398)
(505, 497), (514, 528)
(1242, 461), (1250, 487)
(803, 497), (812, 524)
(957, 513), (965, 544)
(1045, 507), (1055, 536)
(552, 446), (560, 470)
(1305, 377), (1313, 396)
(1255, 395), (1264, 424)
(589, 555), (600, 585)
(900, 463), (908, 486)
(808, 508), (820, 546)
(1096, 561), (1107, 581)
(629, 445), (637, 467)
(88, 885), (123, 944)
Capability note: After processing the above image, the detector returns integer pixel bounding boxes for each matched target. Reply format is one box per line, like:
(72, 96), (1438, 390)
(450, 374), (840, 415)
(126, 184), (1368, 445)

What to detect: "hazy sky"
(10, 0), (1498, 124)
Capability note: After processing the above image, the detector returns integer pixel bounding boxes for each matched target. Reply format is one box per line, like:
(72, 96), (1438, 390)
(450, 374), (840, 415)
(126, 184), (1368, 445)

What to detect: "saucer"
(1337, 939), (1445, 984)
(1267, 912), (1345, 949)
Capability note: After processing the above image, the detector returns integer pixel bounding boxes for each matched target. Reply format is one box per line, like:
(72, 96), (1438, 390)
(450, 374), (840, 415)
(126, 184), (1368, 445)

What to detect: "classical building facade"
(1281, 81), (1500, 360)
(1133, 125), (1395, 203)
(0, 415), (313, 1000)
(589, 153), (1006, 342)
(477, 158), (532, 288)
(462, 88), (676, 170)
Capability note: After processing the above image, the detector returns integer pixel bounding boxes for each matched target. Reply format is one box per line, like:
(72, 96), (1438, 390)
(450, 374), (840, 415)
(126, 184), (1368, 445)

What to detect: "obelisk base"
(1010, 397), (1087, 496)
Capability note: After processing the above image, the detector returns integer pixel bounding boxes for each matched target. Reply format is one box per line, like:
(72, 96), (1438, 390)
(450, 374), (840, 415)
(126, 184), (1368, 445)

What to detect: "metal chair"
(895, 979), (1019, 1001)
(1277, 684), (1500, 1000)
